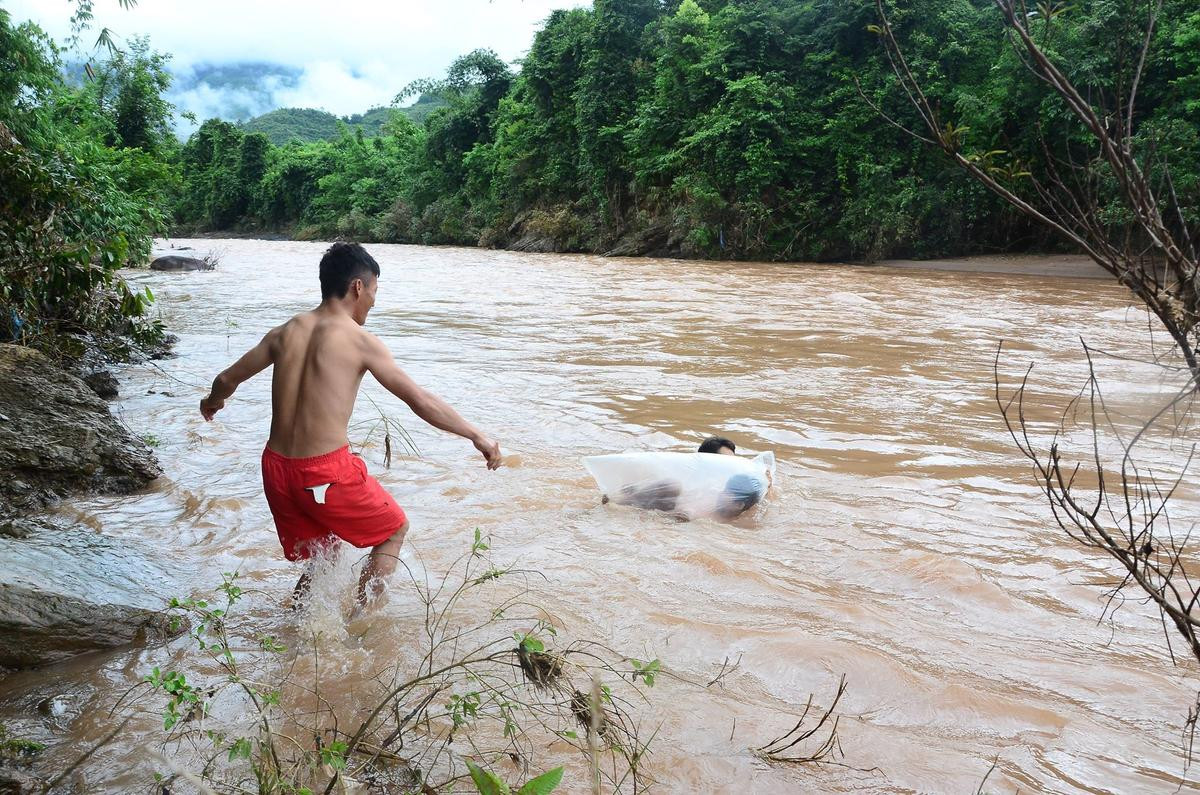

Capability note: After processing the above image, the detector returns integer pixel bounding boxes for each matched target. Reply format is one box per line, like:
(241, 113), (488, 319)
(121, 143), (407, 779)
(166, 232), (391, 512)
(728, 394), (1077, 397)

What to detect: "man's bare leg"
(292, 566), (315, 607)
(352, 522), (409, 616)
(292, 541), (341, 609)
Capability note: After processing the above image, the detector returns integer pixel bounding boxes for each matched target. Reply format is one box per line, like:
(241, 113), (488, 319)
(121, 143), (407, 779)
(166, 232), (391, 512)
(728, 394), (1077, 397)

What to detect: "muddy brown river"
(3, 239), (1199, 793)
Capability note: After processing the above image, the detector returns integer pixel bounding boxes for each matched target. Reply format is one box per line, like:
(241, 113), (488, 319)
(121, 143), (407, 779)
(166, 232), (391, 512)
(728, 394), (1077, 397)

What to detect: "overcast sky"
(8, 0), (588, 124)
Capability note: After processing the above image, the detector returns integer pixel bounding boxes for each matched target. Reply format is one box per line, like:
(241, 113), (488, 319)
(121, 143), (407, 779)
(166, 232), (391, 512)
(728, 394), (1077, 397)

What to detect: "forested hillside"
(241, 99), (448, 145)
(170, 0), (1200, 261)
(7, 0), (1198, 264)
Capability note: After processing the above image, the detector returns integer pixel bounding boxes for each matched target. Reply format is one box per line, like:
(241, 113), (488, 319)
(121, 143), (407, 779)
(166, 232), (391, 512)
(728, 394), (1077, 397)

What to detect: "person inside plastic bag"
(603, 436), (763, 520)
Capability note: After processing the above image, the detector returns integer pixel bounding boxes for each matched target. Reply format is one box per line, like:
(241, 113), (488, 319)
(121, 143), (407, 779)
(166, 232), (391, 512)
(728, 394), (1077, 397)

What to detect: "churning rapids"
(3, 239), (1198, 793)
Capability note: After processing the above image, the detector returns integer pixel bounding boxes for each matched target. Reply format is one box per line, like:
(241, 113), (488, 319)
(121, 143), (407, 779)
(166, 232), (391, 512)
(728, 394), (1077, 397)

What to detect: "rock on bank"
(0, 344), (160, 517)
(0, 343), (170, 670)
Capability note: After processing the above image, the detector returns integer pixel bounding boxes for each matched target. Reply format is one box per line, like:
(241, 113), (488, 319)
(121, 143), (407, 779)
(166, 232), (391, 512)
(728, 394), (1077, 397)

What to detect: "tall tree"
(574, 0), (661, 217)
(88, 36), (174, 153)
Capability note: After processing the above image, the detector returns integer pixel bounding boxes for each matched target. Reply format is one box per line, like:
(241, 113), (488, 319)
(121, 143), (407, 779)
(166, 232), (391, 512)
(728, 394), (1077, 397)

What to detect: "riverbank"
(164, 231), (1114, 281)
(875, 253), (1109, 279)
(0, 341), (178, 674)
(0, 340), (180, 788)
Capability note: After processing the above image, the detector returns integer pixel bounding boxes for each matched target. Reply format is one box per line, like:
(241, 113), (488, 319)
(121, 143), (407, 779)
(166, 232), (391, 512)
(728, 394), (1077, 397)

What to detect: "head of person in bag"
(698, 436), (737, 456)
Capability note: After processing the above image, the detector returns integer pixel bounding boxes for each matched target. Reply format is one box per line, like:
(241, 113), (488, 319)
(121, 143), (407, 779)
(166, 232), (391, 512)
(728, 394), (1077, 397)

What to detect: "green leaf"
(318, 738), (350, 770)
(516, 633), (544, 654)
(259, 635), (287, 653)
(465, 760), (510, 795)
(228, 737), (252, 761)
(517, 767), (564, 795)
(631, 658), (660, 686)
(472, 527), (489, 553)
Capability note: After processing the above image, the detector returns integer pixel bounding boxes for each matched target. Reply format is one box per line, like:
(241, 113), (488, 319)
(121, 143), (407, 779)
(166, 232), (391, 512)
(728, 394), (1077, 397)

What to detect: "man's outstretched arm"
(363, 334), (502, 469)
(200, 328), (278, 421)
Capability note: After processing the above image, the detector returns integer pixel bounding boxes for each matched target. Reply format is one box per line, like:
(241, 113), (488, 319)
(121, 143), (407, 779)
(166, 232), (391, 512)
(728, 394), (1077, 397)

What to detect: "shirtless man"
(199, 242), (501, 612)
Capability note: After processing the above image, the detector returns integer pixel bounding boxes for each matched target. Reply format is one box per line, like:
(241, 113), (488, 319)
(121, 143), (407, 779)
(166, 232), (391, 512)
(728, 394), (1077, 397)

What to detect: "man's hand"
(200, 395), (225, 421)
(473, 434), (502, 470)
(200, 330), (277, 424)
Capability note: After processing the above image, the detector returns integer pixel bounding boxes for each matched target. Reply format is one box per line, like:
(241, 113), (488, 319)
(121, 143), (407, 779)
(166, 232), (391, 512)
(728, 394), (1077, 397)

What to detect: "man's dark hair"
(698, 436), (736, 454)
(319, 242), (380, 300)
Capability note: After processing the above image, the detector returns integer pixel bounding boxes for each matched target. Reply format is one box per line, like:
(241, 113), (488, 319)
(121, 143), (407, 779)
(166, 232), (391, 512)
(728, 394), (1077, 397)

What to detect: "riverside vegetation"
(165, 0), (1200, 260)
(6, 0), (1199, 289)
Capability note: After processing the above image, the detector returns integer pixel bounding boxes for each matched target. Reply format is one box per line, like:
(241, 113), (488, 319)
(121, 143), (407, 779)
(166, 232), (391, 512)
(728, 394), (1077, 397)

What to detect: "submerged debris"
(517, 644), (564, 688)
(569, 689), (608, 738)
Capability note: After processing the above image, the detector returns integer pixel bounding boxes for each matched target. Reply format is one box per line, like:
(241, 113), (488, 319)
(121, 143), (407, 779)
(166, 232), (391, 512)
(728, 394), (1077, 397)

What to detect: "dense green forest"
(3, 0), (1199, 345)
(167, 0), (1200, 259)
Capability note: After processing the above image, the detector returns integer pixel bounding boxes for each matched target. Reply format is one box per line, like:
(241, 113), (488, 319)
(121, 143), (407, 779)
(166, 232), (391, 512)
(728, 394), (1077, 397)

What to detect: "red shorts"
(261, 445), (408, 561)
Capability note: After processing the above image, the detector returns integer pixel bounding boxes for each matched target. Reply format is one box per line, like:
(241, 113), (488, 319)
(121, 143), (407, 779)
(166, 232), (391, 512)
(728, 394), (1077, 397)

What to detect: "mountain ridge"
(240, 95), (446, 144)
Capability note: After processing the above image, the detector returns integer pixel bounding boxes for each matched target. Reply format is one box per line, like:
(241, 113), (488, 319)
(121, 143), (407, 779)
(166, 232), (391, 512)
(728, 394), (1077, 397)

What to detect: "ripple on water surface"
(4, 240), (1198, 793)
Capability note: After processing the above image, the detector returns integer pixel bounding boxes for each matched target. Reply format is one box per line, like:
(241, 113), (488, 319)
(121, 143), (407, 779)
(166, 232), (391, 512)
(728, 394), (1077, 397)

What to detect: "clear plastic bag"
(583, 451), (775, 520)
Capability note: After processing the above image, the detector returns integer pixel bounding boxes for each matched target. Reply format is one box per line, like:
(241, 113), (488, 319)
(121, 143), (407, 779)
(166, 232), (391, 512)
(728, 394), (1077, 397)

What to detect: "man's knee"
(384, 521), (409, 546)
(372, 522), (408, 557)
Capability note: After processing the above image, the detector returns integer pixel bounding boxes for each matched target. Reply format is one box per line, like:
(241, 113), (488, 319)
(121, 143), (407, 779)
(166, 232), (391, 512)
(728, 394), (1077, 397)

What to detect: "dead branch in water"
(974, 756), (1000, 795)
(350, 392), (420, 467)
(994, 341), (1200, 664)
(706, 653), (743, 688)
(754, 674), (847, 765)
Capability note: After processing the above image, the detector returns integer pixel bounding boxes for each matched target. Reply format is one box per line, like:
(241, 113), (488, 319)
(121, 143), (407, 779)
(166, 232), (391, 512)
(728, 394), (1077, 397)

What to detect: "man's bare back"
(199, 242), (500, 611)
(201, 294), (501, 467)
(264, 310), (370, 457)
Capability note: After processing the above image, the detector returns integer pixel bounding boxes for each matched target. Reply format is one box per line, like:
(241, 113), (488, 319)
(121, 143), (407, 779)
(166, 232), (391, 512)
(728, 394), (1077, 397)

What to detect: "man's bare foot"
(347, 582), (390, 623)
(348, 590), (388, 629)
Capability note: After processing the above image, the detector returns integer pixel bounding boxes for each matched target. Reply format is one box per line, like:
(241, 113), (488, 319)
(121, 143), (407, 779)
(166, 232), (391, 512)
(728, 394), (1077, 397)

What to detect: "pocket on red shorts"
(346, 454), (369, 483)
(293, 457), (354, 507)
(312, 457), (405, 549)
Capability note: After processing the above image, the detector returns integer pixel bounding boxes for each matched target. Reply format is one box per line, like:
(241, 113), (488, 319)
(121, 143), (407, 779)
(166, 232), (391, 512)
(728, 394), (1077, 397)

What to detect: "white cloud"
(273, 59), (399, 116)
(170, 77), (287, 136)
(8, 0), (589, 125)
